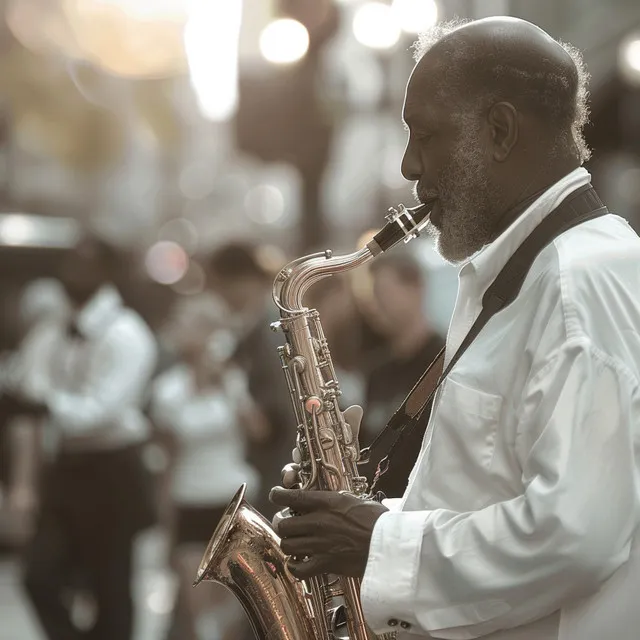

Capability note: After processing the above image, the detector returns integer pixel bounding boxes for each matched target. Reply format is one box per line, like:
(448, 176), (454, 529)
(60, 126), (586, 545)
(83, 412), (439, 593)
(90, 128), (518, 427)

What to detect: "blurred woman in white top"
(151, 294), (264, 640)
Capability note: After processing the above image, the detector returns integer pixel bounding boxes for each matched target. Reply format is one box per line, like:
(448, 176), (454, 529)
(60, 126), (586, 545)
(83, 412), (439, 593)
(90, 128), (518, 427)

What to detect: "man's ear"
(488, 102), (519, 162)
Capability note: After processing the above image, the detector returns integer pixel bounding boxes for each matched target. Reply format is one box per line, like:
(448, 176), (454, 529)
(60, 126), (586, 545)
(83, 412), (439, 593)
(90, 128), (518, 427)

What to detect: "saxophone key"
(304, 396), (322, 414)
(318, 429), (335, 448)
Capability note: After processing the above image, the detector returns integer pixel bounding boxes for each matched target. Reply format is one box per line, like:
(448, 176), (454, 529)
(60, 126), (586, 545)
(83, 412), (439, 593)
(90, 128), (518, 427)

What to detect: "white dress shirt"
(16, 285), (158, 453)
(361, 167), (640, 640)
(150, 363), (259, 506)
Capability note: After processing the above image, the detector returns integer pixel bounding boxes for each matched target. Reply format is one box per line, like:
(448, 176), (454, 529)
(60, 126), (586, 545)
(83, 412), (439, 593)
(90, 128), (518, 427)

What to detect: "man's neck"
(491, 160), (581, 241)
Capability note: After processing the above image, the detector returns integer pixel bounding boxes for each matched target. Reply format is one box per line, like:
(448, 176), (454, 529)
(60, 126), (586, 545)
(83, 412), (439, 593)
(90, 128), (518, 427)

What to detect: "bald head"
(424, 17), (574, 70)
(411, 17), (590, 163)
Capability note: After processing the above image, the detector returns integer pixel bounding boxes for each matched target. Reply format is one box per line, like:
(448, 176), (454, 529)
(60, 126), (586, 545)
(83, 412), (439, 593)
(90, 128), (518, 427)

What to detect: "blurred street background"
(0, 1), (639, 639)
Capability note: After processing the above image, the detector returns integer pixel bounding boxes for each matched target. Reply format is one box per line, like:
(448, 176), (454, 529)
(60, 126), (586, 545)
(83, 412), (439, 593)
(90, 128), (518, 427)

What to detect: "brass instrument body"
(195, 484), (321, 640)
(195, 203), (432, 639)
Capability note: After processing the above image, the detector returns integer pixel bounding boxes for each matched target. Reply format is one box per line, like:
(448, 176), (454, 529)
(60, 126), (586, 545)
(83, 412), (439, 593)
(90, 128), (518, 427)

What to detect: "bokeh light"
(145, 586), (174, 615)
(67, 0), (187, 78)
(145, 241), (189, 285)
(244, 184), (286, 224)
(259, 19), (310, 64)
(352, 2), (402, 50)
(184, 0), (242, 121)
(89, 0), (185, 21)
(391, 0), (438, 34)
(619, 35), (640, 84)
(0, 215), (36, 246)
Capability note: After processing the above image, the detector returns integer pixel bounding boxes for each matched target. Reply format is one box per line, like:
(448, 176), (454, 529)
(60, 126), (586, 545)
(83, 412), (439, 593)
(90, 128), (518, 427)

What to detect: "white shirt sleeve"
(381, 497), (403, 512)
(49, 318), (157, 435)
(11, 321), (61, 401)
(361, 336), (640, 638)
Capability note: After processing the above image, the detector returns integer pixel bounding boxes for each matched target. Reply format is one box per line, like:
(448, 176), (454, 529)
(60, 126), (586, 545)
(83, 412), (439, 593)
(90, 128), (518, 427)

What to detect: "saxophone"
(194, 201), (433, 640)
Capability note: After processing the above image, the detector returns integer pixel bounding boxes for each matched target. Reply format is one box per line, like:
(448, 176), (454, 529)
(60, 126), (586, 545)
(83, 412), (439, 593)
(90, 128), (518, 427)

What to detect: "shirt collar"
(75, 285), (123, 338)
(459, 167), (592, 296)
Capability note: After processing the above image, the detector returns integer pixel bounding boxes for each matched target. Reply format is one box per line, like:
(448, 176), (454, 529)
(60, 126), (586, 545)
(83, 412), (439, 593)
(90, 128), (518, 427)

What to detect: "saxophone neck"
(273, 246), (373, 314)
(272, 202), (432, 314)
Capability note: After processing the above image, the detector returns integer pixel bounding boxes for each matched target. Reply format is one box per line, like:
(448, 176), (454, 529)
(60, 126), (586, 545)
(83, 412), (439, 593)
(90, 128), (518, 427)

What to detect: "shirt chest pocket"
(428, 376), (503, 475)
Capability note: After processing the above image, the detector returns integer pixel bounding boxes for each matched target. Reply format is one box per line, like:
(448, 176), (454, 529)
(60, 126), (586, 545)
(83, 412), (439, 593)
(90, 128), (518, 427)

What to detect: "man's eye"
(414, 132), (432, 142)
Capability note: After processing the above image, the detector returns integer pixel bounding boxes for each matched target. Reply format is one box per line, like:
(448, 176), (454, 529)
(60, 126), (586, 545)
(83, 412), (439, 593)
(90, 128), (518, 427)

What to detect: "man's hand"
(269, 486), (388, 580)
(273, 404), (364, 539)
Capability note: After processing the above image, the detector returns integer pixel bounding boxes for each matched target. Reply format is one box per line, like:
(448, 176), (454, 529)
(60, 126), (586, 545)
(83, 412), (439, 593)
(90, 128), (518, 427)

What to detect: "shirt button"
(400, 621), (412, 629)
(387, 619), (399, 627)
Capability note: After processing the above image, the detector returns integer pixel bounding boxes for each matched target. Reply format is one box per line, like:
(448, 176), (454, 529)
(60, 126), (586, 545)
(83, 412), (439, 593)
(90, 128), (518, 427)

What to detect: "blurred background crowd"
(0, 0), (639, 639)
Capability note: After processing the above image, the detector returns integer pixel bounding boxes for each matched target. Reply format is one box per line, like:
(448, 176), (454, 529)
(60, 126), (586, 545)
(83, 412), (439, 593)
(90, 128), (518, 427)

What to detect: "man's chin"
(430, 228), (475, 266)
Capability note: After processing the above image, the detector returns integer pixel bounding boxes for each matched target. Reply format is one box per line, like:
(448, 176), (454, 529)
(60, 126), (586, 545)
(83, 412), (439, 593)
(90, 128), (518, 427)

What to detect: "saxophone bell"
(193, 484), (322, 640)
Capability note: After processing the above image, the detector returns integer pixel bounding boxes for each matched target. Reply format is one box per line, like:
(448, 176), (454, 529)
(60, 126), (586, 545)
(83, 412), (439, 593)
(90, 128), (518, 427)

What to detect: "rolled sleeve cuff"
(361, 509), (431, 634)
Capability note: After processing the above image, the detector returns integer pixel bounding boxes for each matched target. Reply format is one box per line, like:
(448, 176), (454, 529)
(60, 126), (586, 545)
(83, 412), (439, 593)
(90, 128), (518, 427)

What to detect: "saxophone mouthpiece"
(368, 198), (435, 255)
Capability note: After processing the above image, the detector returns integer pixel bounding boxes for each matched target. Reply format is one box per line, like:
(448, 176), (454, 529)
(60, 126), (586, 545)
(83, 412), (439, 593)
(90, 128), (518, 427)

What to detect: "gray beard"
(425, 127), (501, 265)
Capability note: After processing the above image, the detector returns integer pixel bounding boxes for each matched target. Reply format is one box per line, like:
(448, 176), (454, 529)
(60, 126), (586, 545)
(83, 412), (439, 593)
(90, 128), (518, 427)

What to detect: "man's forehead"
(402, 72), (440, 122)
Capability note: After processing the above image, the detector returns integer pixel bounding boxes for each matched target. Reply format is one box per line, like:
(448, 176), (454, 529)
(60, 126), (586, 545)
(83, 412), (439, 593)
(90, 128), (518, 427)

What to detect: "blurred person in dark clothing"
(207, 242), (290, 519)
(360, 251), (445, 498)
(15, 235), (158, 640)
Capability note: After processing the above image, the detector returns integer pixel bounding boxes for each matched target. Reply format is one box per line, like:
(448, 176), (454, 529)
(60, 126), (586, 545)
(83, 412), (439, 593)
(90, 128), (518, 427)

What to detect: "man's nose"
(401, 140), (421, 182)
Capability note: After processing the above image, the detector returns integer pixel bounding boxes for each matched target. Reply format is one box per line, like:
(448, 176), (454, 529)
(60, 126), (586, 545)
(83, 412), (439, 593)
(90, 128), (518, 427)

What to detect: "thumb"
(342, 404), (364, 444)
(271, 507), (292, 534)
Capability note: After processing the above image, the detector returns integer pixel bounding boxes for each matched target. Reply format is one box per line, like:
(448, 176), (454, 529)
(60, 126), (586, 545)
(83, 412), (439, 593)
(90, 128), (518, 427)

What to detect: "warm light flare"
(184, 0), (242, 121)
(352, 2), (401, 50)
(622, 38), (640, 72)
(259, 19), (310, 64)
(619, 34), (640, 85)
(391, 0), (438, 34)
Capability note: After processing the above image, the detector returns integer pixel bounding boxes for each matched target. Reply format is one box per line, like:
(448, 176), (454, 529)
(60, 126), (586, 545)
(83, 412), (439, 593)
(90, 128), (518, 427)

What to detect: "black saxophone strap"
(362, 183), (609, 492)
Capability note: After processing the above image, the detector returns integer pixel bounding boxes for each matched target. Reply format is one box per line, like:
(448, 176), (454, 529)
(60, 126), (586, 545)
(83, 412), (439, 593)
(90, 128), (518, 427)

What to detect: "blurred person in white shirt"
(151, 295), (262, 640)
(16, 235), (158, 640)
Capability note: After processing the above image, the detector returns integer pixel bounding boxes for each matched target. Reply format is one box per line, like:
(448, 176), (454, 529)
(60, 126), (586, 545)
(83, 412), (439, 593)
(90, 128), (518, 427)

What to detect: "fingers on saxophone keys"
(281, 463), (301, 488)
(270, 487), (339, 511)
(292, 447), (302, 463)
(280, 536), (326, 558)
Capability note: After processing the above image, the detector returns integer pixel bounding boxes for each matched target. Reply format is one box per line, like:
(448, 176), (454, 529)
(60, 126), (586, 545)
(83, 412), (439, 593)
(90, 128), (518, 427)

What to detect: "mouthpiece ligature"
(368, 201), (434, 255)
